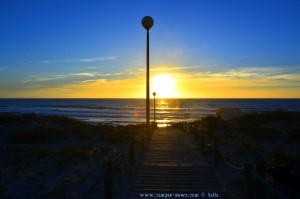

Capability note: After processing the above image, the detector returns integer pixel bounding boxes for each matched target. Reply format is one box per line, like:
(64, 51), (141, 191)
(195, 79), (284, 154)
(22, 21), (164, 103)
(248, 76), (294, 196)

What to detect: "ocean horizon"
(1, 98), (300, 126)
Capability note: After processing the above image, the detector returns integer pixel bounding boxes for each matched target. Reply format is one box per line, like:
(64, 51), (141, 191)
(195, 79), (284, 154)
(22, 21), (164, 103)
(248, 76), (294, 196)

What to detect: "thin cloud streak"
(137, 65), (214, 72)
(84, 65), (117, 69)
(77, 57), (116, 62)
(23, 72), (124, 83)
(0, 66), (9, 70)
(195, 71), (300, 81)
(24, 56), (117, 65)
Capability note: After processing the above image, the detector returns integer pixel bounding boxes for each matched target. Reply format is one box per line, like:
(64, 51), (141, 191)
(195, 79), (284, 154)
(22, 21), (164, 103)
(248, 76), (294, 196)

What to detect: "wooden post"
(104, 159), (113, 199)
(255, 162), (265, 199)
(130, 138), (135, 166)
(244, 164), (253, 199)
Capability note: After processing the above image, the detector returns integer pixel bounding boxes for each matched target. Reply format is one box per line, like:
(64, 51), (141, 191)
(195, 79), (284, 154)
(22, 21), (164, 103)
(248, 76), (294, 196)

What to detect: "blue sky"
(0, 0), (300, 98)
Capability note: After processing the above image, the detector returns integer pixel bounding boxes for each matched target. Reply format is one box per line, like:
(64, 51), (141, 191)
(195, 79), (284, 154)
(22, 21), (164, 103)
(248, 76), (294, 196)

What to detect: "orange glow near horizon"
(0, 65), (299, 98)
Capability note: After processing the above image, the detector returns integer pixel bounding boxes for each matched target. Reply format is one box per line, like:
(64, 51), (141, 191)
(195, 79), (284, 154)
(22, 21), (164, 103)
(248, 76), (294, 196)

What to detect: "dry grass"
(173, 110), (300, 167)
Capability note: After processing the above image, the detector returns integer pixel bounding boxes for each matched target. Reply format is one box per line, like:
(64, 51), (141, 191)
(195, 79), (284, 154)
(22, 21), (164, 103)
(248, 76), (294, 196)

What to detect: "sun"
(151, 74), (177, 98)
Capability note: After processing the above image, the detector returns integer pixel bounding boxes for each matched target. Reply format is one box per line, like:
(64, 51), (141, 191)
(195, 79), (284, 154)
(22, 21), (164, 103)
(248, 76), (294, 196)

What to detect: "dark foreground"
(0, 111), (300, 198)
(0, 113), (143, 198)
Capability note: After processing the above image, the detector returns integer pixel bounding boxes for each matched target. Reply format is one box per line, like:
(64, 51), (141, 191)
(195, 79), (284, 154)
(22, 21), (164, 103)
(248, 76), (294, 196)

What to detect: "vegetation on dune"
(235, 141), (265, 155)
(246, 124), (280, 141)
(286, 123), (300, 142)
(0, 112), (40, 124)
(238, 110), (300, 124)
(0, 112), (146, 169)
(9, 126), (66, 143)
(94, 123), (143, 143)
(271, 147), (300, 166)
(174, 110), (300, 167)
(193, 115), (229, 138)
(0, 112), (144, 144)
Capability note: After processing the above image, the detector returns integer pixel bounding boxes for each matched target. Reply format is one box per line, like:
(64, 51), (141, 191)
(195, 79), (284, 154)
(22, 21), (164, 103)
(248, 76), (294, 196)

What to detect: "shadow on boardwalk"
(130, 127), (228, 199)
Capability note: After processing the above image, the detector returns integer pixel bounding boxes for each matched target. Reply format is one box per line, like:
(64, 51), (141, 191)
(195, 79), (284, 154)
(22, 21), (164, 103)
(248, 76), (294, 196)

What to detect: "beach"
(2, 0), (300, 198)
(1, 109), (300, 198)
(193, 110), (300, 198)
(0, 113), (143, 198)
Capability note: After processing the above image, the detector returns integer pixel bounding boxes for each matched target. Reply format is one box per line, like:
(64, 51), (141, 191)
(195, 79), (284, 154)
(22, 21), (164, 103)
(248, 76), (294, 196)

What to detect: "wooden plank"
(130, 127), (225, 198)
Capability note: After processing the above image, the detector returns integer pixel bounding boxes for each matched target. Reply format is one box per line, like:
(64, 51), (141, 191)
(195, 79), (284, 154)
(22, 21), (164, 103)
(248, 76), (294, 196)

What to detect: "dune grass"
(1, 112), (146, 170)
(246, 124), (280, 141)
(2, 112), (144, 144)
(239, 110), (300, 123)
(235, 140), (265, 155)
(286, 123), (300, 142)
(0, 112), (40, 124)
(271, 147), (300, 166)
(9, 126), (66, 143)
(174, 110), (300, 167)
(196, 111), (300, 142)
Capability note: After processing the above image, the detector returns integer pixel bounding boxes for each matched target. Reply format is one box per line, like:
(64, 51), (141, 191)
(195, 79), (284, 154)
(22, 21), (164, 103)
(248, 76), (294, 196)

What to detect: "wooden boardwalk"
(130, 127), (228, 199)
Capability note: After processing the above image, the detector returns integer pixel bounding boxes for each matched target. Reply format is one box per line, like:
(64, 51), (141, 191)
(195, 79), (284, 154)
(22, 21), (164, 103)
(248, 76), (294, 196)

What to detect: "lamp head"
(142, 16), (154, 30)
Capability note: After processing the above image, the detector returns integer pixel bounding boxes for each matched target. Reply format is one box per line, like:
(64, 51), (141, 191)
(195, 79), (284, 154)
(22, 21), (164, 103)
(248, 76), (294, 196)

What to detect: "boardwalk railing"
(214, 139), (288, 199)
(243, 164), (289, 199)
(80, 126), (155, 199)
(178, 121), (291, 199)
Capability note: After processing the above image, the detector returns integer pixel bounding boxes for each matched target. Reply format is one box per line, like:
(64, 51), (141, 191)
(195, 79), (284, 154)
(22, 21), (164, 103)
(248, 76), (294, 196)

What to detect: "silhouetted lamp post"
(142, 16), (154, 132)
(153, 92), (156, 123)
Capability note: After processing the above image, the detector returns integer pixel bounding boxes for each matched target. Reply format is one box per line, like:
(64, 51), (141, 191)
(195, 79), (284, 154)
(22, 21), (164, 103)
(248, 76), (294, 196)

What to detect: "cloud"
(80, 79), (99, 83)
(71, 72), (96, 77)
(236, 56), (249, 60)
(77, 57), (116, 62)
(191, 65), (300, 80)
(0, 66), (9, 70)
(236, 67), (284, 75)
(23, 72), (96, 83)
(84, 65), (117, 69)
(23, 71), (124, 83)
(151, 66), (199, 71)
(136, 65), (216, 72)
(14, 76), (146, 98)
(24, 56), (116, 65)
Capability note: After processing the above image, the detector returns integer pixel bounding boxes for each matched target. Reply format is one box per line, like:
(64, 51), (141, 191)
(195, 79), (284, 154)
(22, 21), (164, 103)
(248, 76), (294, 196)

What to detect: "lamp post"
(142, 16), (154, 133)
(153, 92), (156, 123)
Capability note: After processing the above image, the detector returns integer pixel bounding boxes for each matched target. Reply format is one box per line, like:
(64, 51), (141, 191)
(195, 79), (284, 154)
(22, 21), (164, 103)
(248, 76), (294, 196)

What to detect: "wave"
(1, 98), (299, 125)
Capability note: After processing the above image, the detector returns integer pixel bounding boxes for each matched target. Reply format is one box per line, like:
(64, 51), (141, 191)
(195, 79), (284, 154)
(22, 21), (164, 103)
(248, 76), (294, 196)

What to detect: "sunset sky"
(1, 0), (300, 98)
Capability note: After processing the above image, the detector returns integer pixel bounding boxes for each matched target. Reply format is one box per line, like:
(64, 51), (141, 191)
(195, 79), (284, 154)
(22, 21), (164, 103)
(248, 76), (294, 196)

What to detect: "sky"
(0, 0), (300, 98)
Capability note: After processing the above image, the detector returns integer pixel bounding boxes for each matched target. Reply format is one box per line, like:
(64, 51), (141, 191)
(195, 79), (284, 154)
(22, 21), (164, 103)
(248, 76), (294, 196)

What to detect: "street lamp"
(142, 16), (154, 132)
(153, 92), (156, 123)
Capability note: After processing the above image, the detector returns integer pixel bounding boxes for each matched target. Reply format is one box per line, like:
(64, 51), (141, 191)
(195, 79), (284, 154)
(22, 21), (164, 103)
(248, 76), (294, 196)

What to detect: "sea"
(0, 98), (300, 127)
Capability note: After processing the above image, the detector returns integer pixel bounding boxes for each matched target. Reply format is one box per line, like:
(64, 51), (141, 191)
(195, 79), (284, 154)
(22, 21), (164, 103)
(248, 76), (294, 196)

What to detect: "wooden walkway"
(130, 127), (228, 199)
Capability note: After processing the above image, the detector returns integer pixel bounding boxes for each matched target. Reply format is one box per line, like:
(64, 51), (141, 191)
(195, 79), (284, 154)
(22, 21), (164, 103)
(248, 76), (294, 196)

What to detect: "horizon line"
(0, 97), (299, 100)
